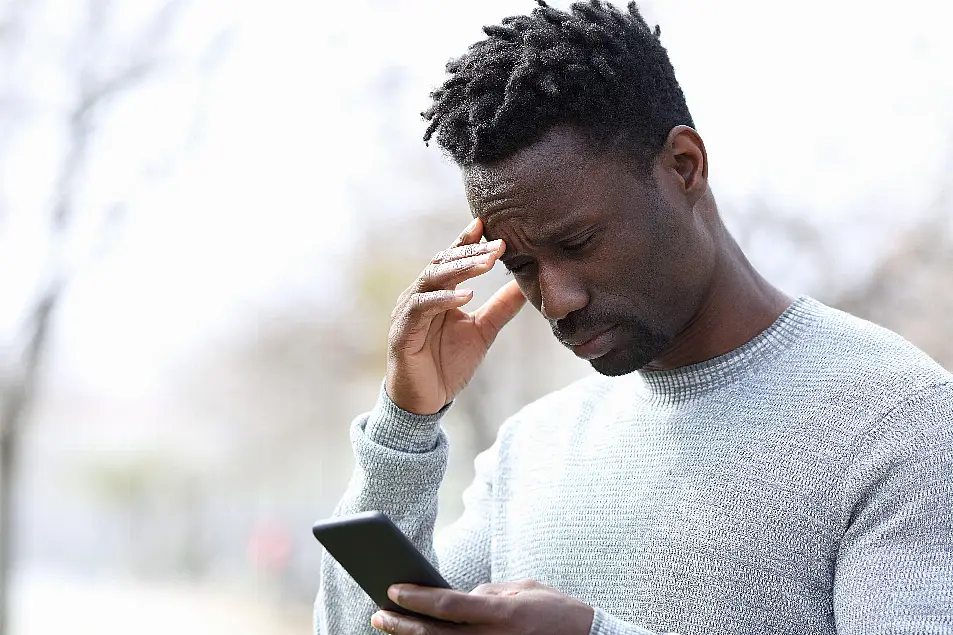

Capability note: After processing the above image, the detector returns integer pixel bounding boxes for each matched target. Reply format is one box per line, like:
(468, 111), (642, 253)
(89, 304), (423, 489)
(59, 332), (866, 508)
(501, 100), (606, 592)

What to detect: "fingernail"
(485, 239), (503, 251)
(465, 217), (479, 231)
(371, 612), (385, 629)
(455, 289), (473, 298)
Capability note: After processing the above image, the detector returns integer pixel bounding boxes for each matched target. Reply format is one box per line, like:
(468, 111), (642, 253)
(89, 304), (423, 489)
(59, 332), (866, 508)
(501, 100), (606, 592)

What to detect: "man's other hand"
(370, 579), (595, 635)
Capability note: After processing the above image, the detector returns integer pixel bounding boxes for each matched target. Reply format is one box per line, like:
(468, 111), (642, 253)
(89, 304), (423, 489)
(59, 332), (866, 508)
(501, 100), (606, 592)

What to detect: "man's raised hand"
(385, 217), (526, 415)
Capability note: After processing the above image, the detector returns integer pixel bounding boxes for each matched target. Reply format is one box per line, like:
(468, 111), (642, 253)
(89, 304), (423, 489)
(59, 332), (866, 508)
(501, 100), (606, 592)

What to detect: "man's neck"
(642, 226), (792, 373)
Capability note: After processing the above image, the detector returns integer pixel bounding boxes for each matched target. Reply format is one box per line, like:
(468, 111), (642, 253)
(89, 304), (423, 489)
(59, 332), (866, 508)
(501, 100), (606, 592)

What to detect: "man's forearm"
(314, 386), (451, 635)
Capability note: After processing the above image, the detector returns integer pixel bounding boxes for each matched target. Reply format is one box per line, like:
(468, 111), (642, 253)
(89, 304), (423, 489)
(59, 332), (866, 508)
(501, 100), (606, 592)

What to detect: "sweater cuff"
(589, 608), (660, 635)
(364, 381), (453, 454)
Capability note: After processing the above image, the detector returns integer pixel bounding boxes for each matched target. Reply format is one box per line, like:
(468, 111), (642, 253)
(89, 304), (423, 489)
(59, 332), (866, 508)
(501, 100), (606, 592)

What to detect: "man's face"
(464, 127), (715, 376)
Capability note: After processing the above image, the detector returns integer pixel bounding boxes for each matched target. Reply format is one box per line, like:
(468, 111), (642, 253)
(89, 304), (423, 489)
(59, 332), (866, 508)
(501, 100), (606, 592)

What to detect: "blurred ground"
(11, 567), (309, 635)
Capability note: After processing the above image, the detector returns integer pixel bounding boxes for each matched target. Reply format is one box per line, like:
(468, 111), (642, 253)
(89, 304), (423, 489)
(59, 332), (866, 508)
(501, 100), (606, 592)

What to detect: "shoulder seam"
(834, 379), (953, 533)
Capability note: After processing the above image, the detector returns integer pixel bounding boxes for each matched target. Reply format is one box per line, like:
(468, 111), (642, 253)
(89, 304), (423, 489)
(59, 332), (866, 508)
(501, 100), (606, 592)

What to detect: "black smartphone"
(312, 510), (452, 619)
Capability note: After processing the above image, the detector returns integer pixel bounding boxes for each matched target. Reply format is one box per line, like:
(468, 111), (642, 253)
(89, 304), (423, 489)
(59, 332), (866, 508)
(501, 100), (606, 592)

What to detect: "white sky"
(2, 0), (952, 399)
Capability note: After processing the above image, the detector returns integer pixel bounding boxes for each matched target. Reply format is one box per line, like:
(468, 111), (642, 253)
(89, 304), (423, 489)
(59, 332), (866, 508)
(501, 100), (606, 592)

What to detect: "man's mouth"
(563, 325), (618, 360)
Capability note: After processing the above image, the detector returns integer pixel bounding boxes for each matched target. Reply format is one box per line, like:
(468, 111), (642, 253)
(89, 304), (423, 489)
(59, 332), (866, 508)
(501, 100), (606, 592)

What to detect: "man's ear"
(661, 125), (708, 205)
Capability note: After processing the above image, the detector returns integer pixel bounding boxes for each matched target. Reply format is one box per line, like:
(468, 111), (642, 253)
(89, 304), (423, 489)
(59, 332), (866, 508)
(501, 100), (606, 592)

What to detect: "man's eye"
(504, 262), (530, 276)
(562, 234), (594, 253)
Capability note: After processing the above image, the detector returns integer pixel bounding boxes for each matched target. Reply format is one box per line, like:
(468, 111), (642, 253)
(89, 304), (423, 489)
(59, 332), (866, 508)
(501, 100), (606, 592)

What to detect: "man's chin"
(588, 348), (652, 377)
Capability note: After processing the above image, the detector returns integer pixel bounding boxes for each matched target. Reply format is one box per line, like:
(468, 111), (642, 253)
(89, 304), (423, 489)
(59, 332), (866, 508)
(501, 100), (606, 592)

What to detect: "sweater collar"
(633, 295), (823, 404)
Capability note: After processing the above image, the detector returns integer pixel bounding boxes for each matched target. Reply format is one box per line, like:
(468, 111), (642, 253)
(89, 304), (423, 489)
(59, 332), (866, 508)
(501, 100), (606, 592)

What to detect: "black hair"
(422, 0), (694, 170)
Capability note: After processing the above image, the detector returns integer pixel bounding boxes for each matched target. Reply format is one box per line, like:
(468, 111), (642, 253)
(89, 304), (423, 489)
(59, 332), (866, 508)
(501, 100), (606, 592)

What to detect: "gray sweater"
(315, 296), (953, 634)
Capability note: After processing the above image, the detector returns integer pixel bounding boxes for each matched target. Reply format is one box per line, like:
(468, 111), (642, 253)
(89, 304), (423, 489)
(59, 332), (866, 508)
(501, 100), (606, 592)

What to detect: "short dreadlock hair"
(422, 0), (694, 171)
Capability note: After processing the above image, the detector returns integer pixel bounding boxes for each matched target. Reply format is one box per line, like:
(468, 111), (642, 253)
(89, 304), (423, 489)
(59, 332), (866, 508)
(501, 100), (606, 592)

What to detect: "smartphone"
(312, 510), (452, 619)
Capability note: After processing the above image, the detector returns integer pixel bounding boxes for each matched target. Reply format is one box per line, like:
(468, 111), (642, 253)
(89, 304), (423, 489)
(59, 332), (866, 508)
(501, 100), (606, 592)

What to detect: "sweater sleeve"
(833, 382), (953, 634)
(588, 609), (673, 635)
(314, 383), (496, 635)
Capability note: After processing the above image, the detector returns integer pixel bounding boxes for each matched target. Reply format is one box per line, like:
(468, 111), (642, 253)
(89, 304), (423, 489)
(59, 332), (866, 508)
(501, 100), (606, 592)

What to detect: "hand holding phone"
(313, 511), (451, 619)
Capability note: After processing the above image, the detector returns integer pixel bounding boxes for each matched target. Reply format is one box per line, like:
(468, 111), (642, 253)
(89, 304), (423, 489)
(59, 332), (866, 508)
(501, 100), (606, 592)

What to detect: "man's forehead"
(465, 176), (610, 246)
(463, 150), (555, 192)
(462, 163), (517, 204)
(465, 127), (599, 186)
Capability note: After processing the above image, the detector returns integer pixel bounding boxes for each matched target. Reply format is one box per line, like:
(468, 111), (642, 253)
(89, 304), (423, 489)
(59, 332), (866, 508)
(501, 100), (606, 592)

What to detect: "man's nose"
(537, 263), (588, 322)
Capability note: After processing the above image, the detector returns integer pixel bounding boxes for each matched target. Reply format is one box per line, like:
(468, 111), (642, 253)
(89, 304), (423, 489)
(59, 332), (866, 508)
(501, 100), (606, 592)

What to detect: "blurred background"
(1, 0), (951, 633)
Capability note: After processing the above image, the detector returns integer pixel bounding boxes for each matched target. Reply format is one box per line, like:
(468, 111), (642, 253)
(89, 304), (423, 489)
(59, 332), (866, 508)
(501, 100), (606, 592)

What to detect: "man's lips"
(562, 325), (618, 360)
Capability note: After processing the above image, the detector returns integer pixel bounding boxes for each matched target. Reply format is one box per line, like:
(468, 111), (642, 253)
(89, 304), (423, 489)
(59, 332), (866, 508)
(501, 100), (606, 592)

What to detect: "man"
(316, 1), (953, 634)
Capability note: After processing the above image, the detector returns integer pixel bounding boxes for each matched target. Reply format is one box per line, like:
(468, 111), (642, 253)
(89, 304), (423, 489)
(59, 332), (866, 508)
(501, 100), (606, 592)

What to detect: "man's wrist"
(364, 380), (452, 454)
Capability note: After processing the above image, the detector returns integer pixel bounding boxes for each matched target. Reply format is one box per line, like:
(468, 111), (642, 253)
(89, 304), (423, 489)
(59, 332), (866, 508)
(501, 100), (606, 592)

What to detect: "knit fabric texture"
(315, 296), (953, 634)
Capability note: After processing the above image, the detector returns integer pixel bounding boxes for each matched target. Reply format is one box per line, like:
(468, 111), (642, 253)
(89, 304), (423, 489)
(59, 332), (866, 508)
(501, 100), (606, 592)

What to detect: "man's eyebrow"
(499, 246), (522, 262)
(497, 217), (593, 261)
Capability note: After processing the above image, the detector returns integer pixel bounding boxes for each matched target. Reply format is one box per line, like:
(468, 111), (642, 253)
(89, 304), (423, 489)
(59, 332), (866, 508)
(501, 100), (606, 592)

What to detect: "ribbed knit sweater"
(315, 296), (953, 634)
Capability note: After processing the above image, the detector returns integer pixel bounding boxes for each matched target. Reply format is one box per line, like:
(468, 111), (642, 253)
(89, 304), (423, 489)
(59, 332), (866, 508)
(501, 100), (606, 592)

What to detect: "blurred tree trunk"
(0, 1), (189, 631)
(0, 288), (58, 635)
